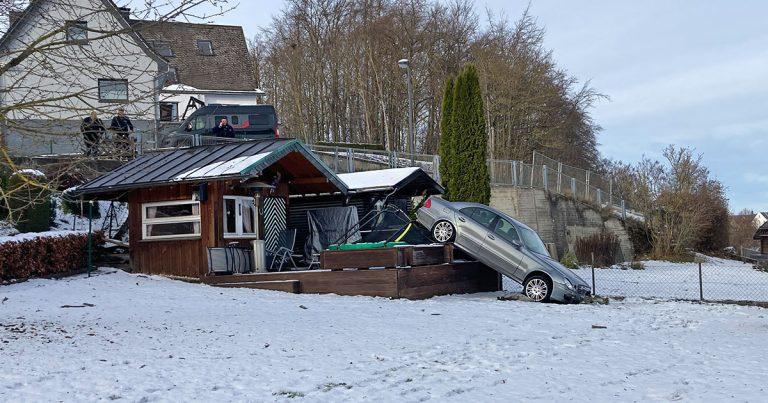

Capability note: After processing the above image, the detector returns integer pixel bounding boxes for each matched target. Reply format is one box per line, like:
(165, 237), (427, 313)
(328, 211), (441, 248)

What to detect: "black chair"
(267, 229), (298, 272)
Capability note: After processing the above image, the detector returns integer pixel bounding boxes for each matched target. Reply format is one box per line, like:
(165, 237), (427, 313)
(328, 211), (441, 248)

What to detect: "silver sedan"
(417, 197), (591, 303)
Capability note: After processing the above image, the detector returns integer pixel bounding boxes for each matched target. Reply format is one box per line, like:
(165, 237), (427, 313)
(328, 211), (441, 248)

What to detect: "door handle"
(458, 216), (466, 222)
(487, 234), (495, 240)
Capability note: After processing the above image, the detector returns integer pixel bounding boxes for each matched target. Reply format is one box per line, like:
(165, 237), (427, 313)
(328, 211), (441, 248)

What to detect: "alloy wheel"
(525, 278), (549, 302)
(433, 221), (454, 243)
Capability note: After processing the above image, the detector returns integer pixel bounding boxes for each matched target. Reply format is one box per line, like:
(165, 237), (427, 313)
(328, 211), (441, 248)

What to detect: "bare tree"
(0, 0), (232, 225)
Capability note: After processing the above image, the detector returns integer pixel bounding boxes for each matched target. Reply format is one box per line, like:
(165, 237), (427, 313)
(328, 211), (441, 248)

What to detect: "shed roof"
(73, 139), (348, 198)
(338, 167), (444, 196)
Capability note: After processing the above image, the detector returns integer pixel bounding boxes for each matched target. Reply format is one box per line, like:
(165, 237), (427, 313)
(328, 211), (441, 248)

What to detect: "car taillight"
(275, 128), (280, 138)
(424, 198), (431, 208)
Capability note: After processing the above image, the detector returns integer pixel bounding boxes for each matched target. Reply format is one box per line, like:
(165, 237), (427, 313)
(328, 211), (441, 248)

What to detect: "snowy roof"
(337, 167), (443, 195)
(162, 84), (199, 92)
(338, 167), (420, 190)
(73, 139), (348, 197)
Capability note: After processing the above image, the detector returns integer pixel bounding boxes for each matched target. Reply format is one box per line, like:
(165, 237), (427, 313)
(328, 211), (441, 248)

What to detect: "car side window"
(470, 208), (496, 228)
(494, 218), (520, 243)
(459, 207), (476, 218)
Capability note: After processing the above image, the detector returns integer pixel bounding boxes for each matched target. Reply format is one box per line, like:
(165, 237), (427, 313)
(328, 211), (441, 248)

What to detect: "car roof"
(450, 201), (535, 232)
(195, 104), (276, 114)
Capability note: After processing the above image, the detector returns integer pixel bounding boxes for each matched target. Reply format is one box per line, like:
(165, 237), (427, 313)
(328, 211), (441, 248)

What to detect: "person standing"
(212, 117), (234, 138)
(109, 107), (134, 157)
(81, 111), (105, 156)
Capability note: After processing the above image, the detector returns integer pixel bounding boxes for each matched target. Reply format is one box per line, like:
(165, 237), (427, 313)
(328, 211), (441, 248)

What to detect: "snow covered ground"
(2, 269), (768, 401)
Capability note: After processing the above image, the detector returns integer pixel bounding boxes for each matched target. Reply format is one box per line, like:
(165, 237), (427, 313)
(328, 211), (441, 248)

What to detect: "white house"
(0, 0), (262, 156)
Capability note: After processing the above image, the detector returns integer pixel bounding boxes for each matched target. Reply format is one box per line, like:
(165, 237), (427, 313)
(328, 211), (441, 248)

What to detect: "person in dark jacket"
(212, 117), (235, 138)
(109, 107), (134, 157)
(81, 111), (105, 156)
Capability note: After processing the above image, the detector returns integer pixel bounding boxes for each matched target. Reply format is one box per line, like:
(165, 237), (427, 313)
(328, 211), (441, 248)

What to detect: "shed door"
(263, 197), (287, 252)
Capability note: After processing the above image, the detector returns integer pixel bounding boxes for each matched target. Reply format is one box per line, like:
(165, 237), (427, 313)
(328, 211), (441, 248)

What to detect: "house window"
(196, 40), (214, 55)
(152, 41), (174, 57)
(98, 79), (128, 102)
(65, 21), (88, 43)
(159, 102), (178, 121)
(224, 196), (258, 238)
(142, 200), (201, 240)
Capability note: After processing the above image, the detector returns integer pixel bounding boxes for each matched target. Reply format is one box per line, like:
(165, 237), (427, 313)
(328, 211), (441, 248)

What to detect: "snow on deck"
(338, 167), (420, 190)
(1, 269), (767, 401)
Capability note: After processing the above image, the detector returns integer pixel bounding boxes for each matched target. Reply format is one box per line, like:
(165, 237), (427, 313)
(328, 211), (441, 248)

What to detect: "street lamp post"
(398, 58), (415, 165)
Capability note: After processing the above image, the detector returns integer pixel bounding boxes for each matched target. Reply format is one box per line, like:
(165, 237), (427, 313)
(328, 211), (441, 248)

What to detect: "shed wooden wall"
(128, 181), (226, 277)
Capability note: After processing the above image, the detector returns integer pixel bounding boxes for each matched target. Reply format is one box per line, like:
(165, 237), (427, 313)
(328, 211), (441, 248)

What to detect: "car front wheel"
(431, 220), (456, 243)
(524, 275), (552, 302)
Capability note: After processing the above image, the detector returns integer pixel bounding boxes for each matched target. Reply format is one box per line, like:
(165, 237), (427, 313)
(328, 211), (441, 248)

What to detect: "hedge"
(0, 232), (104, 281)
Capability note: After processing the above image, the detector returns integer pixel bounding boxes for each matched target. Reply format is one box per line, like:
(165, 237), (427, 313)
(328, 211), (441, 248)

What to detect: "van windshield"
(248, 113), (275, 127)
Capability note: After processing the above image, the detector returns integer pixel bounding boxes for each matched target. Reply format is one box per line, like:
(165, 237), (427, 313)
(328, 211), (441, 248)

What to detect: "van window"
(248, 114), (275, 127)
(193, 116), (206, 130)
(230, 115), (239, 125)
(214, 115), (227, 125)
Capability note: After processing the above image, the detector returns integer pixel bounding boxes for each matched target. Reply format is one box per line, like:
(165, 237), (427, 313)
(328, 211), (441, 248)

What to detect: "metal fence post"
(698, 262), (704, 301)
(571, 177), (576, 196)
(597, 188), (602, 205)
(542, 164), (548, 191)
(490, 159), (496, 185)
(530, 163), (535, 188)
(621, 199), (626, 220)
(557, 162), (562, 193)
(585, 170), (591, 200)
(591, 252), (596, 296)
(609, 177), (613, 207)
(347, 148), (354, 173)
(512, 161), (518, 186)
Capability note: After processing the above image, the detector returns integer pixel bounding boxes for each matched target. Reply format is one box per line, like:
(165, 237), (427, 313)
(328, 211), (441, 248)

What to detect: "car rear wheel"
(524, 275), (552, 302)
(431, 220), (456, 243)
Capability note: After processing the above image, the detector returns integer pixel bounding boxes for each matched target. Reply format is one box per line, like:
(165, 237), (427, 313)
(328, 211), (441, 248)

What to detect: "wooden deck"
(201, 261), (501, 299)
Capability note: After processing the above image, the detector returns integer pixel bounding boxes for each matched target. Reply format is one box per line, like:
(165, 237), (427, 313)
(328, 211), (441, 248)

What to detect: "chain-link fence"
(571, 260), (768, 302)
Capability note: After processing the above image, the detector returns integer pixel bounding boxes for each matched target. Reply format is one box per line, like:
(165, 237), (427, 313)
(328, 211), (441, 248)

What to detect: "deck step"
(212, 280), (300, 294)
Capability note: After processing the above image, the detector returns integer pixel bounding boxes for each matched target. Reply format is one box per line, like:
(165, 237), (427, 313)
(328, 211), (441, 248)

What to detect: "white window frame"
(223, 196), (259, 239)
(141, 200), (201, 240)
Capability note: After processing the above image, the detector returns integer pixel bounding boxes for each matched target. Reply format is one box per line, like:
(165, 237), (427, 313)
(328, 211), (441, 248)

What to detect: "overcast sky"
(199, 0), (766, 213)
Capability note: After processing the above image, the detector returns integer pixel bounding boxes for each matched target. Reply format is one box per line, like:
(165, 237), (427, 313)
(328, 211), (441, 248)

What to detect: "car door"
(456, 207), (496, 259)
(484, 217), (525, 280)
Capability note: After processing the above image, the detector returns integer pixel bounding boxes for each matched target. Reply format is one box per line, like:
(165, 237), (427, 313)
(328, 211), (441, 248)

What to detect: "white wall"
(0, 0), (159, 124)
(158, 91), (261, 121)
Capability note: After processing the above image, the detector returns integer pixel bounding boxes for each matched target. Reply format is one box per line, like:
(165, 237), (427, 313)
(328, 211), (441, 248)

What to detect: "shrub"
(560, 251), (579, 269)
(6, 170), (54, 233)
(60, 190), (101, 219)
(574, 231), (620, 267)
(625, 217), (652, 258)
(0, 232), (104, 281)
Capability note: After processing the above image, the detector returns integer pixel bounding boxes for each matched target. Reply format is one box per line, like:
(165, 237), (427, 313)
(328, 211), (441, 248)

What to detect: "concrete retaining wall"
(490, 186), (633, 262)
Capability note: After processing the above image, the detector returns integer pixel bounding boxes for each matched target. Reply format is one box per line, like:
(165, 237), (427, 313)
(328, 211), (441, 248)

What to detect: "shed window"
(224, 196), (258, 238)
(196, 40), (214, 55)
(66, 21), (88, 43)
(142, 200), (201, 240)
(98, 79), (128, 102)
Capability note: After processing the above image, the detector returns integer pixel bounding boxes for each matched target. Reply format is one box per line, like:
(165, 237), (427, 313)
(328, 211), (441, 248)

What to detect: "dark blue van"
(161, 104), (279, 147)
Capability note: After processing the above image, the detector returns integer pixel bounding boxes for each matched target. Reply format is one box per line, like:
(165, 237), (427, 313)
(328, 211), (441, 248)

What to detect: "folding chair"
(267, 229), (298, 271)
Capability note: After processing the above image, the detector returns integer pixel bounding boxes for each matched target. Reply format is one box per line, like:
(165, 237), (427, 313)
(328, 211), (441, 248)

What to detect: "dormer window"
(152, 41), (174, 57)
(65, 21), (88, 43)
(196, 40), (213, 56)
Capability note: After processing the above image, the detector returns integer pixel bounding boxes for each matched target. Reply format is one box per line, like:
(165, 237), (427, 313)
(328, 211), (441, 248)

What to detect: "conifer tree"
(449, 65), (490, 204)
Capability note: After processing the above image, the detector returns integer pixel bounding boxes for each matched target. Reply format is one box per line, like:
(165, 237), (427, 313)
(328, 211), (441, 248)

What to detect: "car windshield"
(519, 226), (549, 257)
